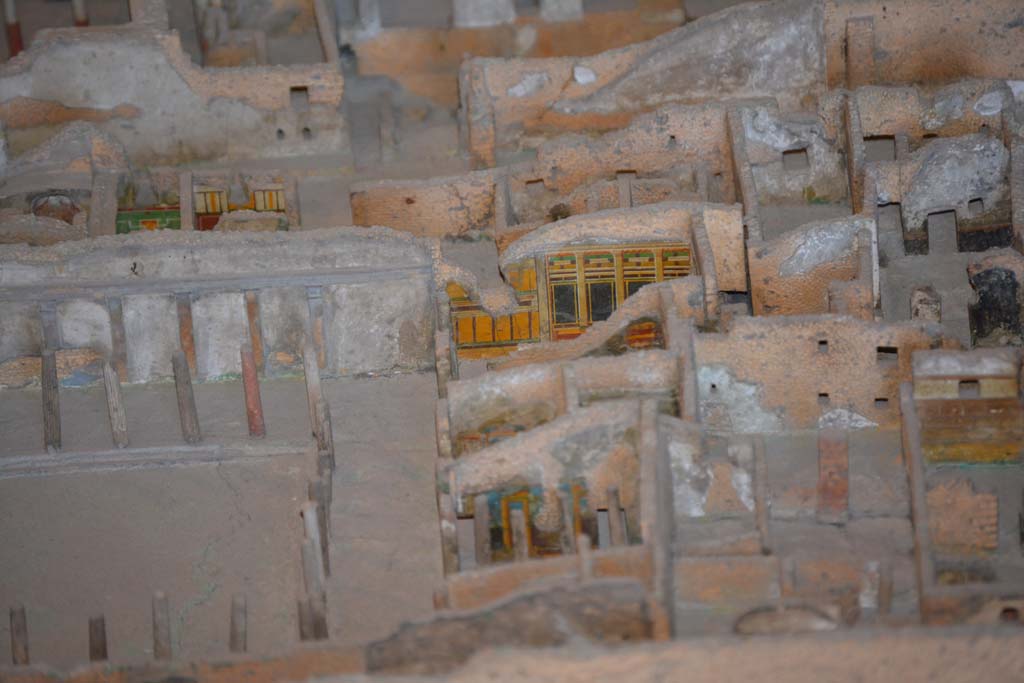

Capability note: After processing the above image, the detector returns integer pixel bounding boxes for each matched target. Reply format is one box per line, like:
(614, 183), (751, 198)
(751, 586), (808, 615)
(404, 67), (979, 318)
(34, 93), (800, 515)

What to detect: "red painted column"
(240, 343), (266, 438)
(72, 0), (89, 27)
(4, 0), (23, 58)
(816, 428), (850, 524)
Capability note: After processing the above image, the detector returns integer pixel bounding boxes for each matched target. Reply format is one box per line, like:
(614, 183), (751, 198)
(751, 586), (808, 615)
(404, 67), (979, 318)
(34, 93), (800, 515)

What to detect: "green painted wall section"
(116, 208), (181, 234)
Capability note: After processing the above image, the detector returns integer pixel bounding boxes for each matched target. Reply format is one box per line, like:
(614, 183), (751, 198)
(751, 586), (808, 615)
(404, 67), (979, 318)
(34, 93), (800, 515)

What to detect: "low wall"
(747, 216), (873, 316)
(368, 579), (652, 676)
(694, 315), (955, 432)
(350, 171), (497, 237)
(0, 228), (435, 387)
(446, 350), (679, 446)
(445, 545), (652, 611)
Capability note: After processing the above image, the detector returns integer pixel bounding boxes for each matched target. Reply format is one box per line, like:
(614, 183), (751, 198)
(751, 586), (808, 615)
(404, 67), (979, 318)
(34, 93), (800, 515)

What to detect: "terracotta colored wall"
(747, 218), (872, 316)
(447, 350), (678, 440)
(154, 34), (344, 111)
(446, 545), (651, 610)
(695, 316), (954, 432)
(824, 0), (1024, 89)
(701, 205), (746, 293)
(531, 104), (733, 198)
(853, 82), (1006, 140)
(350, 171), (497, 237)
(356, 5), (682, 108)
(675, 556), (780, 605)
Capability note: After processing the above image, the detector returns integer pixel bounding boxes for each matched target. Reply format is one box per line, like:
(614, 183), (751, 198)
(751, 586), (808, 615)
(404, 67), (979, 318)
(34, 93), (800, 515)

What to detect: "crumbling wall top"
(498, 202), (717, 270)
(913, 348), (1022, 379)
(0, 226), (431, 287)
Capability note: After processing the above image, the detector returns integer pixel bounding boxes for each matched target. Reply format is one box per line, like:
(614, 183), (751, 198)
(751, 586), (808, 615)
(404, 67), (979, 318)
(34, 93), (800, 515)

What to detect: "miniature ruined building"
(1, 0), (1024, 680)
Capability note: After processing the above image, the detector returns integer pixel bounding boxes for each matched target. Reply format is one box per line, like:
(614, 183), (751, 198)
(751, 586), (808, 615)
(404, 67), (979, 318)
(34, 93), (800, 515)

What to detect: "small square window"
(864, 135), (897, 162)
(818, 393), (830, 406)
(876, 346), (899, 366)
(968, 198), (984, 217)
(926, 210), (957, 238)
(818, 339), (829, 353)
(874, 398), (890, 409)
(958, 380), (980, 399)
(290, 86), (310, 112)
(782, 148), (810, 171)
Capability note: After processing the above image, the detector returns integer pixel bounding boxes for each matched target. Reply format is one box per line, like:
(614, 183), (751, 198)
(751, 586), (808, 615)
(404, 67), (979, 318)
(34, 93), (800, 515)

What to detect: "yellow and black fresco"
(449, 242), (692, 359)
(448, 261), (543, 359)
(194, 187), (287, 230)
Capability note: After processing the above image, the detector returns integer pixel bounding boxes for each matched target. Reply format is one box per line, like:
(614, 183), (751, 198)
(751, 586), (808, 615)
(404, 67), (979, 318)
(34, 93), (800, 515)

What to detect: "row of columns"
(466, 484), (628, 571)
(40, 327), (327, 451)
(3, 0), (88, 59)
(38, 343), (266, 453)
(24, 337), (336, 660)
(34, 275), (333, 449)
(8, 593), (248, 666)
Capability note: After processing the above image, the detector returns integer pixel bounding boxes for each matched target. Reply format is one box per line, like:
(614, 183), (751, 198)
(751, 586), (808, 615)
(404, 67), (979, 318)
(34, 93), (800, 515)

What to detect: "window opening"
(782, 147), (810, 171)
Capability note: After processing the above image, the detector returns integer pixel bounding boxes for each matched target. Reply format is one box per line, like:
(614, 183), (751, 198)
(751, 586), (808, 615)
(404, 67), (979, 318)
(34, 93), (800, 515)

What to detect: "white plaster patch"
(922, 91), (964, 131)
(730, 467), (755, 512)
(514, 25), (537, 55)
(1008, 80), (1024, 104)
(914, 349), (1019, 377)
(122, 294), (177, 383)
(507, 72), (549, 98)
(743, 107), (806, 152)
(902, 135), (1009, 230)
(573, 65), (596, 85)
(859, 560), (881, 609)
(779, 217), (872, 277)
(973, 90), (1005, 116)
(669, 439), (709, 518)
(453, 0), (516, 28)
(818, 408), (877, 430)
(192, 291), (248, 380)
(698, 365), (784, 433)
(866, 166), (894, 205)
(57, 299), (112, 355)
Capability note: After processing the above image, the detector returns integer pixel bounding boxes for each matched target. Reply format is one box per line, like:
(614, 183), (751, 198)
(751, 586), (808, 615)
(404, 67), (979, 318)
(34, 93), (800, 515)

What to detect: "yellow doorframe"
(500, 491), (532, 551)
